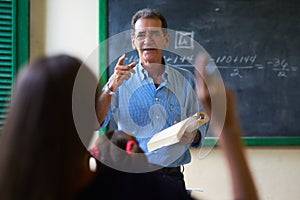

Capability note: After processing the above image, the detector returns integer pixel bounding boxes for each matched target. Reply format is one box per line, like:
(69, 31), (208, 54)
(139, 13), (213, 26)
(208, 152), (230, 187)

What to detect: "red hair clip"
(126, 140), (137, 154)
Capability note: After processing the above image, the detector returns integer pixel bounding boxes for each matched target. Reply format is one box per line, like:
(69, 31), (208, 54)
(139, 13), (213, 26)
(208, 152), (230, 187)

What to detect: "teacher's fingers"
(116, 54), (126, 66)
(115, 70), (132, 80)
(115, 54), (137, 73)
(128, 61), (137, 73)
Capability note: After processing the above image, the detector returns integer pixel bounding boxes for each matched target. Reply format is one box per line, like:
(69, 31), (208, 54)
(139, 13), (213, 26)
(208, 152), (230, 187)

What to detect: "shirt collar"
(137, 59), (169, 81)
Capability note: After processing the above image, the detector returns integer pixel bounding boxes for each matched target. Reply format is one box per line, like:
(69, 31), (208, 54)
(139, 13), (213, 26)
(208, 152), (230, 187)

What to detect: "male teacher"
(96, 8), (208, 192)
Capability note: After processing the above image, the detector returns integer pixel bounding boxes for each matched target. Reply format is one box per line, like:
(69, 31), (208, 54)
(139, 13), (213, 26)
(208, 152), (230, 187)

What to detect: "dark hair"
(94, 129), (151, 173)
(131, 8), (168, 36)
(108, 130), (143, 153)
(0, 54), (95, 199)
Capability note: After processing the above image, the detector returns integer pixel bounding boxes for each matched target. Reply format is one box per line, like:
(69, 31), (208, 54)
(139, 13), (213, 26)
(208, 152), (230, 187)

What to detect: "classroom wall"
(185, 147), (300, 200)
(30, 0), (99, 76)
(30, 1), (300, 200)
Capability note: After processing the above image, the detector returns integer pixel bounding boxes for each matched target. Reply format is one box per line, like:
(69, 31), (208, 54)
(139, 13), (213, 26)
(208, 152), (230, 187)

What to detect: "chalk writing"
(175, 31), (194, 49)
(267, 58), (294, 78)
(124, 54), (298, 79)
(215, 55), (257, 65)
(230, 68), (243, 78)
(164, 55), (194, 64)
(125, 55), (139, 63)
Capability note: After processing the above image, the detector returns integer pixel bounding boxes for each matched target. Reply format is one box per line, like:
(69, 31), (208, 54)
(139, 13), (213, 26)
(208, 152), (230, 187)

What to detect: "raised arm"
(195, 52), (259, 200)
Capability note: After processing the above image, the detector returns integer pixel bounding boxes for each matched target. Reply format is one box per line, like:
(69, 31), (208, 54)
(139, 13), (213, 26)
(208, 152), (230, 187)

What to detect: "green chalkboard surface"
(105, 0), (300, 145)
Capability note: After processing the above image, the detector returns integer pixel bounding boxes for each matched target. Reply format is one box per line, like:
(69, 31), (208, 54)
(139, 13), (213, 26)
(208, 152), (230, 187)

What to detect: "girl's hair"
(0, 54), (95, 199)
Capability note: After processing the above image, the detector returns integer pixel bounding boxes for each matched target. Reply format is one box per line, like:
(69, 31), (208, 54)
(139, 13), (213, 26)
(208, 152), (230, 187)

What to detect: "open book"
(147, 112), (209, 152)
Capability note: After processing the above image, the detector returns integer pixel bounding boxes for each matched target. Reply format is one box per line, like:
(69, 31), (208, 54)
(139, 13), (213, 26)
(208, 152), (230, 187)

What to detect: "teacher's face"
(132, 18), (169, 65)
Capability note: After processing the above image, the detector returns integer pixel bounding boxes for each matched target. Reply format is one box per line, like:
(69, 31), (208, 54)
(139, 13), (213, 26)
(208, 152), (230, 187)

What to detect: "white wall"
(30, 1), (300, 200)
(45, 0), (98, 60)
(185, 147), (300, 200)
(30, 0), (100, 148)
(30, 0), (99, 76)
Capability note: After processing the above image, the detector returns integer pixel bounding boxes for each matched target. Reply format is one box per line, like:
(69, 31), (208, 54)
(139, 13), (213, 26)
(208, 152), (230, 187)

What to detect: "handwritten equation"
(213, 55), (298, 78)
(125, 54), (298, 79)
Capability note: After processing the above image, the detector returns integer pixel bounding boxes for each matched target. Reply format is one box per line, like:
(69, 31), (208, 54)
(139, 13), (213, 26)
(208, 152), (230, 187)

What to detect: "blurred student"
(81, 130), (195, 200)
(0, 54), (97, 200)
(195, 52), (259, 200)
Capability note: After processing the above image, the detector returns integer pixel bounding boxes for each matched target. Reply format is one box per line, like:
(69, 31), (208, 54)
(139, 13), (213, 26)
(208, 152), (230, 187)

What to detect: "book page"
(147, 112), (209, 152)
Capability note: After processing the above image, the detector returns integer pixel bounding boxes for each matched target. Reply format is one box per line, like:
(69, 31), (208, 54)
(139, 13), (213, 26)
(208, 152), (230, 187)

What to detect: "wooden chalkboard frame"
(99, 0), (300, 146)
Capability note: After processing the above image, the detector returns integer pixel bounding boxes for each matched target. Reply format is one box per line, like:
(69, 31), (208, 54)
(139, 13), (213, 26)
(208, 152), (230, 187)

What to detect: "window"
(0, 0), (29, 132)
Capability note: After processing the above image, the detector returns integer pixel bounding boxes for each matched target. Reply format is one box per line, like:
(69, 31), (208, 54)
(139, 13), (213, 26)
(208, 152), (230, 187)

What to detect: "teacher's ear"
(163, 33), (170, 48)
(131, 36), (137, 50)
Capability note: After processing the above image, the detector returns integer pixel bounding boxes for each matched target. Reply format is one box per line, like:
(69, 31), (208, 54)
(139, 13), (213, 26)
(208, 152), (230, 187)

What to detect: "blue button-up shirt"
(102, 61), (208, 167)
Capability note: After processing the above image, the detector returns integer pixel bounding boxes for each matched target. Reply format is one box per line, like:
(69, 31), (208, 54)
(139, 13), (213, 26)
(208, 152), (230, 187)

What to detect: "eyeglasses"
(134, 30), (165, 42)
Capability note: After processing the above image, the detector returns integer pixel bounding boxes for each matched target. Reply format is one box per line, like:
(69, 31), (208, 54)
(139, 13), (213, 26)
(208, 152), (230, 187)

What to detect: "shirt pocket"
(168, 104), (186, 123)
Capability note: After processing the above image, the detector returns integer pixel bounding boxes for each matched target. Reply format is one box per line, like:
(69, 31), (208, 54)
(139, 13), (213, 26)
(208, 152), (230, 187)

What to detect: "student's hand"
(194, 52), (240, 133)
(108, 54), (137, 92)
(174, 120), (198, 145)
(179, 129), (198, 145)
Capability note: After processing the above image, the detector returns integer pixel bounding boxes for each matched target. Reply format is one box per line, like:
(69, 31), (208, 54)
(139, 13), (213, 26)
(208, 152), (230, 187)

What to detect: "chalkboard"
(105, 0), (300, 145)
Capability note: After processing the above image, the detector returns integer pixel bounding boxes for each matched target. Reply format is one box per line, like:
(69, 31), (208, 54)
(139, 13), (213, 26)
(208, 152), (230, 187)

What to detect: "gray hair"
(131, 8), (168, 36)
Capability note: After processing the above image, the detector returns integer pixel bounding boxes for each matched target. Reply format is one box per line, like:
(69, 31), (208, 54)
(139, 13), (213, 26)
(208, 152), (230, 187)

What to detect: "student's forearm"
(219, 126), (259, 200)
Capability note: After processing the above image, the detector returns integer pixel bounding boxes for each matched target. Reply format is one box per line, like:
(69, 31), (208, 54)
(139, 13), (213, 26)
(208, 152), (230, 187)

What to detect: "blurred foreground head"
(0, 54), (98, 199)
(92, 129), (154, 173)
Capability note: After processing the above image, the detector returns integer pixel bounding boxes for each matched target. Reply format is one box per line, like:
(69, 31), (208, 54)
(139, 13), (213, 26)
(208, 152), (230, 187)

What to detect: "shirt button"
(154, 151), (157, 154)
(155, 115), (159, 119)
(155, 97), (159, 101)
